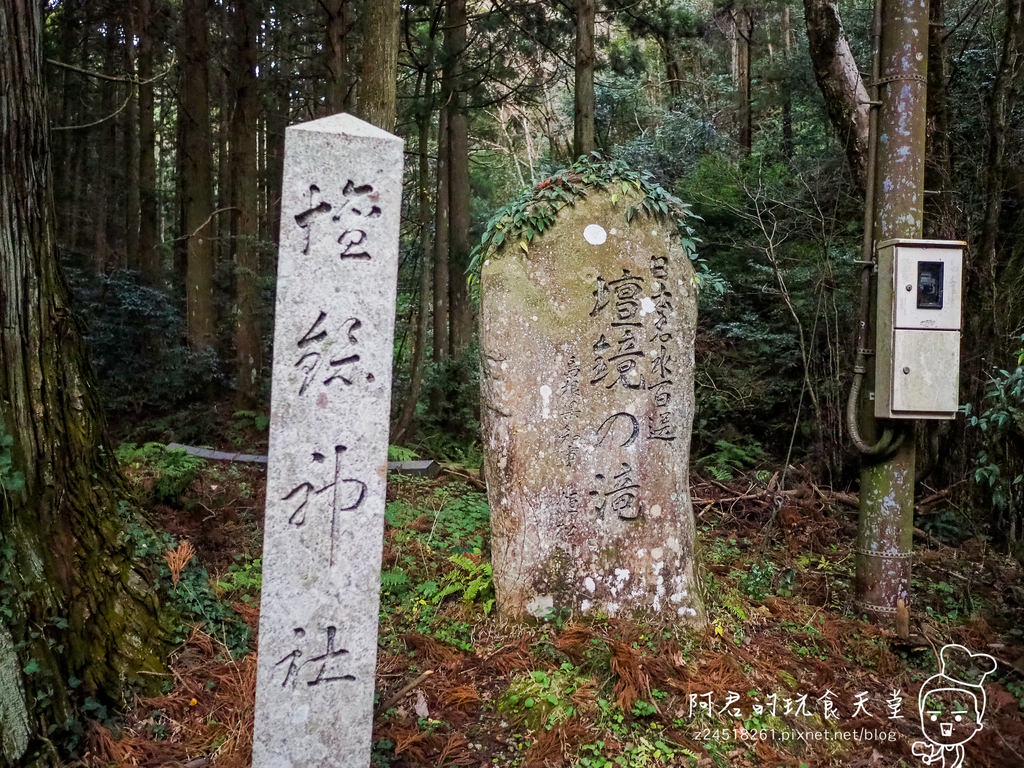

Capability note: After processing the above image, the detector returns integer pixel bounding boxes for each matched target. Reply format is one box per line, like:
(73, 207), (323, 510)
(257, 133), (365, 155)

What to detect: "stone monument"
(252, 114), (403, 766)
(480, 185), (704, 622)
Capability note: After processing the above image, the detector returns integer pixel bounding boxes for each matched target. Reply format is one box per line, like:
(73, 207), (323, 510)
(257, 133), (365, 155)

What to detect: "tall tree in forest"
(324, 0), (355, 113)
(433, 106), (451, 363)
(0, 3), (165, 762)
(780, 1), (794, 157)
(611, 0), (699, 101)
(179, 0), (216, 351)
(574, 0), (596, 157)
(395, 4), (443, 441)
(124, 4), (141, 270)
(93, 22), (121, 272)
(229, 0), (262, 404)
(136, 0), (161, 285)
(976, 0), (1024, 345)
(804, 0), (870, 187)
(357, 0), (401, 129)
(925, 0), (956, 240)
(445, 0), (472, 354)
(733, 5), (753, 153)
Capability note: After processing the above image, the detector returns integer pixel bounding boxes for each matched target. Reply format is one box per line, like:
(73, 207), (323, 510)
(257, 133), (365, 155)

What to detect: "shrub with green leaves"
(965, 336), (1024, 550)
(387, 444), (419, 462)
(63, 265), (223, 413)
(417, 345), (482, 464)
(469, 155), (718, 292)
(118, 516), (250, 655)
(499, 664), (587, 729)
(116, 442), (206, 503)
(215, 555), (262, 605)
(697, 438), (765, 480)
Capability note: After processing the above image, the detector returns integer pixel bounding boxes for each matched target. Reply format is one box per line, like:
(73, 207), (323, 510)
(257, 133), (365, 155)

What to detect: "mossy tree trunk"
(0, 3), (166, 764)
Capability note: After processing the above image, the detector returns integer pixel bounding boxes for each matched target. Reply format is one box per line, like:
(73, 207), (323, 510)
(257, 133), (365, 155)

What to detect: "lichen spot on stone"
(614, 568), (630, 591)
(539, 384), (552, 418)
(649, 504), (662, 518)
(640, 296), (655, 316)
(583, 224), (607, 245)
(527, 594), (554, 618)
(584, 576), (596, 593)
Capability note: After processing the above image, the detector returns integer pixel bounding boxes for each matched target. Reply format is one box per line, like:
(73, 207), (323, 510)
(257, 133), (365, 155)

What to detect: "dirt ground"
(78, 455), (1024, 768)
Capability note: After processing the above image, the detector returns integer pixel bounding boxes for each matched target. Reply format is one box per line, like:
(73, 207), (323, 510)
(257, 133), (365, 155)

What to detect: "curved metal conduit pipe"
(847, 0), (904, 457)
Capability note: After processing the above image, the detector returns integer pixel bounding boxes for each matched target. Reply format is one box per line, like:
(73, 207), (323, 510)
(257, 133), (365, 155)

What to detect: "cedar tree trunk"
(735, 6), (753, 153)
(394, 64), (437, 443)
(574, 0), (596, 157)
(179, 0), (216, 351)
(445, 0), (472, 355)
(433, 94), (451, 363)
(137, 0), (161, 285)
(0, 3), (166, 763)
(229, 0), (262, 405)
(324, 0), (354, 114)
(357, 0), (400, 129)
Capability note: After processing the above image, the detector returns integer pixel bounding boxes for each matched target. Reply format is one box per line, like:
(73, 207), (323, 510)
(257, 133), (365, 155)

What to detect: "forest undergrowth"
(71, 441), (1024, 768)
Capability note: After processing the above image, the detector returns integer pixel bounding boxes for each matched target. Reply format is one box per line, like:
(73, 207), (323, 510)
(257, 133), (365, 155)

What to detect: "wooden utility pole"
(854, 0), (929, 625)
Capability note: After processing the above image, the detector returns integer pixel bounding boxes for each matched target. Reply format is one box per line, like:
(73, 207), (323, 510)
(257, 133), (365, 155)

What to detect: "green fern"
(380, 567), (411, 592)
(432, 554), (495, 615)
(387, 444), (419, 462)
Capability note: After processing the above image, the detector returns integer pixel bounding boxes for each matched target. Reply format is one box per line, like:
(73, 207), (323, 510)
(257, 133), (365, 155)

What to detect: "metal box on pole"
(874, 238), (964, 420)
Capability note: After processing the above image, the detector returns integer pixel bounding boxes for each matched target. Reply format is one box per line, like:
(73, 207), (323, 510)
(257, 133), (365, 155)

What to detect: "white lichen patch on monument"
(481, 187), (704, 622)
(252, 113), (403, 767)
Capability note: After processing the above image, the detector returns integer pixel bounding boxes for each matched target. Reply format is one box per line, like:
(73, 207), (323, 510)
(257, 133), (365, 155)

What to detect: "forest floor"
(76, 416), (1024, 768)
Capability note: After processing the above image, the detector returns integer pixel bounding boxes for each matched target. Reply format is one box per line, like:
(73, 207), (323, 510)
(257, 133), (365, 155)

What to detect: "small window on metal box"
(917, 261), (944, 309)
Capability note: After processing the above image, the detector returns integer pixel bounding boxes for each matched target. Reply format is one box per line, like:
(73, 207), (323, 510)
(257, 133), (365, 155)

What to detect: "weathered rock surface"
(252, 113), (403, 767)
(480, 187), (703, 622)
